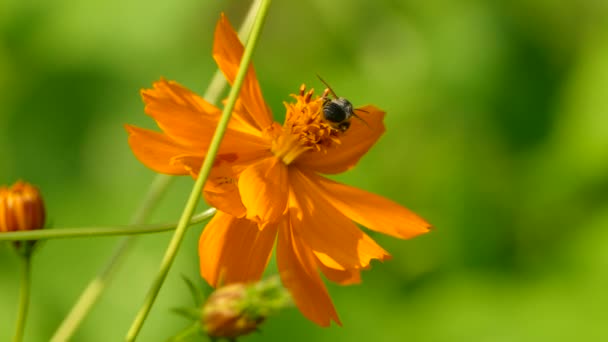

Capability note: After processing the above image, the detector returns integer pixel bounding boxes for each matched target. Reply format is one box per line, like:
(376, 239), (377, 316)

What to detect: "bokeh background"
(1, 0), (608, 341)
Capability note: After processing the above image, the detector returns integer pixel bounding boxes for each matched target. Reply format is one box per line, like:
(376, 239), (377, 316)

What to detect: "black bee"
(317, 75), (366, 132)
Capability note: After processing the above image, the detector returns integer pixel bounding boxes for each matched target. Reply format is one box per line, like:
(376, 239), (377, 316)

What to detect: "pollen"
(270, 85), (343, 165)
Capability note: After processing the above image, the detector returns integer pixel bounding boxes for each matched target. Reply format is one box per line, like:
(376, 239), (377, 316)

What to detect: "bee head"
(323, 97), (353, 124)
(317, 74), (367, 132)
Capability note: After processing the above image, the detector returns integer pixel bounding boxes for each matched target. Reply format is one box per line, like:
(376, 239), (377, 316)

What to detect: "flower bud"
(0, 181), (45, 233)
(202, 276), (291, 339)
(202, 283), (261, 339)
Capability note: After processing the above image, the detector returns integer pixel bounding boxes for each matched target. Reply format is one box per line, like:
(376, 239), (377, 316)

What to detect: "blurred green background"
(2, 0), (608, 341)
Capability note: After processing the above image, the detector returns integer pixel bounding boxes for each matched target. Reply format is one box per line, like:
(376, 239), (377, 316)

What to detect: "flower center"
(270, 85), (343, 165)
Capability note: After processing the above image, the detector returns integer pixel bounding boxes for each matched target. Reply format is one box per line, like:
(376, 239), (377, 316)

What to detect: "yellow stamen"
(270, 85), (344, 165)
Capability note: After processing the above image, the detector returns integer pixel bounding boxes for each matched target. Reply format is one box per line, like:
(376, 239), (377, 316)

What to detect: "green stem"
(51, 1), (265, 339)
(125, 1), (272, 340)
(51, 174), (174, 342)
(51, 2), (266, 338)
(131, 175), (174, 224)
(168, 323), (201, 342)
(0, 209), (215, 241)
(51, 1), (264, 340)
(13, 252), (32, 342)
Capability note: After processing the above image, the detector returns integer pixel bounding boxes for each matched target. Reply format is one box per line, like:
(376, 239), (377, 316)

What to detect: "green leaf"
(166, 322), (202, 342)
(171, 307), (202, 320)
(181, 274), (205, 306)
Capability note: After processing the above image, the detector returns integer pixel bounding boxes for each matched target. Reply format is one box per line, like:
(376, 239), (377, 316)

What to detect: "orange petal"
(174, 155), (269, 218)
(141, 79), (221, 149)
(125, 124), (195, 175)
(213, 14), (273, 131)
(199, 211), (277, 287)
(203, 164), (246, 218)
(175, 152), (274, 218)
(277, 217), (341, 326)
(204, 182), (246, 218)
(170, 154), (204, 177)
(296, 105), (386, 174)
(216, 129), (272, 157)
(238, 157), (288, 224)
(143, 79), (270, 151)
(300, 169), (431, 239)
(172, 147), (272, 177)
(288, 168), (391, 270)
(228, 98), (268, 138)
(316, 260), (362, 286)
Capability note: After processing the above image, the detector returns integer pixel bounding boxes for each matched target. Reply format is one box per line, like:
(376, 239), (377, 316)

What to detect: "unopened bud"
(0, 180), (46, 234)
(202, 276), (291, 339)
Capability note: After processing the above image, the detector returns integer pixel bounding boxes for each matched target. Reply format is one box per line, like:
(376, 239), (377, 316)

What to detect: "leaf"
(181, 274), (205, 306)
(166, 322), (202, 342)
(171, 307), (202, 320)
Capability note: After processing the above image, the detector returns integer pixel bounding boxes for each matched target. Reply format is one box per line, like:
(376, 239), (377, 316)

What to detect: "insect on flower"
(318, 75), (368, 132)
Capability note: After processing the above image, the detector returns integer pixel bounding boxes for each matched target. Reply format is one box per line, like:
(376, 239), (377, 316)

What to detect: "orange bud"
(200, 276), (291, 339)
(202, 283), (262, 339)
(0, 181), (45, 233)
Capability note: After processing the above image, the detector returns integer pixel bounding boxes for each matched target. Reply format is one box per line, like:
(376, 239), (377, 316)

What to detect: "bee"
(317, 75), (367, 132)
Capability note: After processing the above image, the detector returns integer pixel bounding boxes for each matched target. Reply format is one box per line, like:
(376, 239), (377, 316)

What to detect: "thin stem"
(125, 1), (273, 340)
(49, 3), (262, 337)
(51, 1), (264, 340)
(46, 208), (213, 342)
(0, 208), (216, 241)
(131, 175), (174, 224)
(168, 323), (201, 342)
(51, 174), (174, 342)
(13, 252), (32, 342)
(51, 2), (265, 338)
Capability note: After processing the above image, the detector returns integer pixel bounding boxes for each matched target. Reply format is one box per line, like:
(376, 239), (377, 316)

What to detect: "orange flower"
(126, 14), (431, 326)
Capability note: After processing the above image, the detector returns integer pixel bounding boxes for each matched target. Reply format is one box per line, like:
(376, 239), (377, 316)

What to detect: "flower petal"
(199, 211), (277, 287)
(213, 14), (273, 131)
(288, 168), (390, 270)
(141, 79), (221, 149)
(296, 105), (385, 174)
(203, 165), (246, 218)
(125, 125), (195, 175)
(173, 148), (273, 176)
(277, 216), (341, 326)
(143, 79), (270, 151)
(316, 260), (362, 286)
(238, 157), (288, 224)
(173, 156), (266, 219)
(175, 151), (274, 217)
(299, 169), (431, 239)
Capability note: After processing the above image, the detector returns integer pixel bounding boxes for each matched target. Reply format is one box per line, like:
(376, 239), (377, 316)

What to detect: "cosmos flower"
(126, 14), (431, 326)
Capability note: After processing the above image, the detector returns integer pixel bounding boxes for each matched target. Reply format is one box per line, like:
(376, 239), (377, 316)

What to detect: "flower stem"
(50, 174), (173, 342)
(51, 1), (265, 340)
(0, 208), (216, 240)
(125, 1), (272, 340)
(167, 323), (201, 342)
(13, 250), (32, 342)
